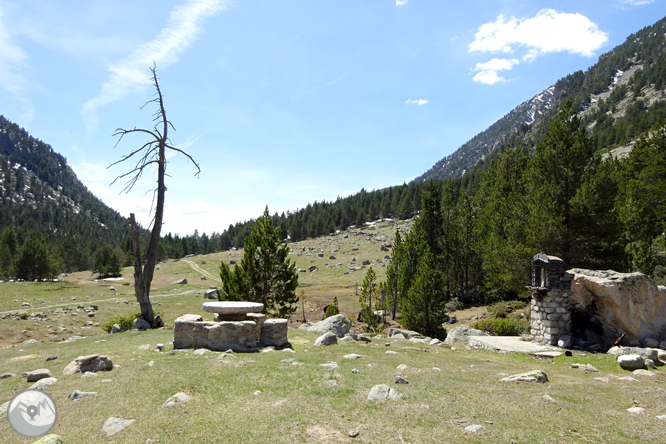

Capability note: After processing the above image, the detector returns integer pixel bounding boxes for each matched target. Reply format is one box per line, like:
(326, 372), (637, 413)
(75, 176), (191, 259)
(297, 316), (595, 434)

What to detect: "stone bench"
(173, 302), (289, 351)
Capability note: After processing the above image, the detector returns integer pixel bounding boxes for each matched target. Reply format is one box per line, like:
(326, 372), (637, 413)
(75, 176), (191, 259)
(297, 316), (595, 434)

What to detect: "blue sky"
(0, 0), (662, 235)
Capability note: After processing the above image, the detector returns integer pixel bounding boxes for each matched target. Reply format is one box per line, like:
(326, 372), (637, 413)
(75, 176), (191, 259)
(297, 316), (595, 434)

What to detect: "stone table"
(202, 301), (264, 322)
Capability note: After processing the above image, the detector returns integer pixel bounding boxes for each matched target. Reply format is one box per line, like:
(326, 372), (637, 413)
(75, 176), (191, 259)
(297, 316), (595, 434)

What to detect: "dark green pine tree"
(0, 226), (18, 278)
(400, 250), (448, 338)
(525, 101), (596, 268)
(619, 124), (666, 274)
(13, 234), (60, 281)
(92, 244), (122, 279)
(219, 206), (299, 317)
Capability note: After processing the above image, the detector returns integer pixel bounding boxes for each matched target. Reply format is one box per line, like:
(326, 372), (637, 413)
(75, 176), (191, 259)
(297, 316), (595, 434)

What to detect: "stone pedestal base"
(173, 314), (288, 351)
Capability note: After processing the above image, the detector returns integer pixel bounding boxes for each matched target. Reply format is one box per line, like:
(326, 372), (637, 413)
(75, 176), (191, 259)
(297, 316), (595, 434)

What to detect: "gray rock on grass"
(617, 354), (645, 370)
(445, 325), (488, 344)
(69, 390), (97, 401)
(315, 332), (338, 347)
(367, 384), (403, 401)
(133, 317), (151, 331)
(31, 377), (58, 390)
(62, 354), (113, 375)
(500, 370), (549, 383)
(24, 368), (52, 382)
(308, 315), (351, 337)
(164, 392), (192, 407)
(101, 417), (135, 437)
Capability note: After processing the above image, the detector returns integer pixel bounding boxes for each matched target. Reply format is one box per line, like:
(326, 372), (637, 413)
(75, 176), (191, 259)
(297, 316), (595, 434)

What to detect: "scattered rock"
(138, 344), (152, 350)
(62, 354), (113, 375)
(367, 384), (403, 401)
(164, 392), (192, 407)
(31, 377), (58, 390)
(501, 370), (549, 383)
(608, 346), (658, 362)
(594, 377), (610, 383)
(24, 368), (52, 382)
(308, 315), (351, 337)
(633, 369), (656, 377)
(1, 372), (16, 379)
(110, 324), (124, 334)
(69, 390), (97, 401)
(343, 354), (362, 360)
(394, 376), (409, 384)
(348, 429), (360, 438)
(133, 317), (151, 331)
(101, 417), (135, 437)
(385, 350), (398, 355)
(464, 425), (484, 433)
(645, 359), (656, 369)
(172, 278), (188, 285)
(204, 289), (218, 299)
(617, 354), (645, 370)
(627, 407), (645, 415)
(352, 369), (361, 374)
(429, 338), (441, 346)
(542, 395), (557, 403)
(315, 332), (338, 347)
(444, 325), (488, 344)
(396, 364), (408, 372)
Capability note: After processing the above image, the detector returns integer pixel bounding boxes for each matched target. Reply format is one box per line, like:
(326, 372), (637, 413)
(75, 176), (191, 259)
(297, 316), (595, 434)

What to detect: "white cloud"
(469, 9), (608, 58)
(405, 99), (429, 105)
(472, 57), (519, 85)
(81, 0), (230, 132)
(396, 0), (408, 6)
(0, 4), (35, 122)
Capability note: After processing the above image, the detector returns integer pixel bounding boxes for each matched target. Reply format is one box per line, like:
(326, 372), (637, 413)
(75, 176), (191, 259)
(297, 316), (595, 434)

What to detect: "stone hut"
(528, 253), (573, 346)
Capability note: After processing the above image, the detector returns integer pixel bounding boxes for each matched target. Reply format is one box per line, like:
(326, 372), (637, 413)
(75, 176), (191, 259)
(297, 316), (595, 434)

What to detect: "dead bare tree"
(111, 65), (200, 328)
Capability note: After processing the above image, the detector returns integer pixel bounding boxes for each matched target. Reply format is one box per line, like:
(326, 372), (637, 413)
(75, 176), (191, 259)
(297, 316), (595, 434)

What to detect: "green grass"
(1, 329), (664, 443)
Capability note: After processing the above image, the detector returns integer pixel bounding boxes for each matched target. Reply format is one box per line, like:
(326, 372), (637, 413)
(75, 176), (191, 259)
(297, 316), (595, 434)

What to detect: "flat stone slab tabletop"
(202, 301), (264, 314)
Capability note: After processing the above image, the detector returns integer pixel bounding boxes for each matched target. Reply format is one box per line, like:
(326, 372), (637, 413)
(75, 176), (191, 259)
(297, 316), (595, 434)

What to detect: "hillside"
(416, 15), (666, 182)
(0, 116), (130, 272)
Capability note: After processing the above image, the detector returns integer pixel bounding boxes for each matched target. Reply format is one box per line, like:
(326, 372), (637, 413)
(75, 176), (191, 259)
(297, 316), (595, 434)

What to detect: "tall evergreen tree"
(218, 207), (299, 317)
(525, 101), (596, 267)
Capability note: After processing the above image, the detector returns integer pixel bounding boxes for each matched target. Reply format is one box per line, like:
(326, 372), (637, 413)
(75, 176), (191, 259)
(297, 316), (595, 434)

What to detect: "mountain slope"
(0, 115), (130, 271)
(416, 15), (666, 182)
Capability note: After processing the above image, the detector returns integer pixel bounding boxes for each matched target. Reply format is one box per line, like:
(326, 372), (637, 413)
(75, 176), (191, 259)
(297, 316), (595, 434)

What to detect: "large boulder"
(570, 269), (666, 346)
(445, 325), (488, 344)
(62, 355), (113, 375)
(133, 317), (151, 331)
(618, 354), (645, 370)
(308, 315), (351, 338)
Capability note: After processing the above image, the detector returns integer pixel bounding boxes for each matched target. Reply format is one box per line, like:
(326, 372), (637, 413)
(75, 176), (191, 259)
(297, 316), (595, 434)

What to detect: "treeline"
(382, 103), (666, 337)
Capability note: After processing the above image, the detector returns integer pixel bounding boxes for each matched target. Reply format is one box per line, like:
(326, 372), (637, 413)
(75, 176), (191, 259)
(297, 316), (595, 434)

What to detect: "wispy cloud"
(81, 0), (230, 132)
(472, 58), (519, 85)
(0, 4), (35, 122)
(405, 99), (429, 106)
(469, 9), (608, 85)
(396, 0), (408, 6)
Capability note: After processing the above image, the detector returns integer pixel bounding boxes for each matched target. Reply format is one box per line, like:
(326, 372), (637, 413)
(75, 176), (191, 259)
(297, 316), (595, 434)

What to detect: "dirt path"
(181, 259), (221, 283)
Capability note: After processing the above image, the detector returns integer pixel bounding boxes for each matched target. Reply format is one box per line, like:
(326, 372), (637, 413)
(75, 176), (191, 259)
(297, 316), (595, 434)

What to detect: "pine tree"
(400, 251), (448, 338)
(525, 101), (596, 267)
(219, 207), (299, 317)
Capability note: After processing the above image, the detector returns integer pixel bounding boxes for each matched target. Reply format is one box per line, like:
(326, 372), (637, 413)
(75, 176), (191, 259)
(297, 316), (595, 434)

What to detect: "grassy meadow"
(1, 221), (665, 443)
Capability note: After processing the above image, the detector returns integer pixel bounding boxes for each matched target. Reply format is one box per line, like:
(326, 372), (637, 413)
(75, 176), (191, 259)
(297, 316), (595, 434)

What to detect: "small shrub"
(473, 318), (530, 336)
(445, 298), (466, 313)
(102, 312), (141, 333)
(487, 300), (528, 319)
(324, 296), (340, 318)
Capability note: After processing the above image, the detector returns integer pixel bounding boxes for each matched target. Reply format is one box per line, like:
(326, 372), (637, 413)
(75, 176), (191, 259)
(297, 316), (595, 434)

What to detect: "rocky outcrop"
(445, 325), (488, 344)
(62, 355), (113, 375)
(570, 269), (666, 346)
(308, 315), (351, 337)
